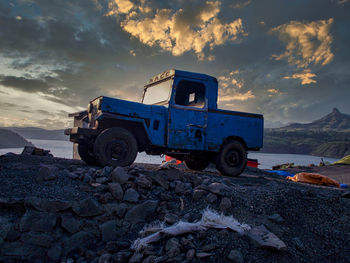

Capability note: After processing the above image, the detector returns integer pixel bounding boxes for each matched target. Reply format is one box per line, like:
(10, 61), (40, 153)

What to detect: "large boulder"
(64, 231), (95, 255)
(99, 220), (118, 242)
(26, 197), (71, 213)
(123, 188), (139, 203)
(20, 210), (57, 232)
(207, 183), (231, 196)
(108, 183), (124, 200)
(247, 225), (287, 250)
(72, 198), (102, 217)
(61, 215), (82, 234)
(110, 167), (130, 184)
(20, 231), (54, 248)
(125, 200), (159, 224)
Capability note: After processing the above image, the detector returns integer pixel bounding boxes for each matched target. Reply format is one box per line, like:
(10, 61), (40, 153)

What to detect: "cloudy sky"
(0, 0), (349, 129)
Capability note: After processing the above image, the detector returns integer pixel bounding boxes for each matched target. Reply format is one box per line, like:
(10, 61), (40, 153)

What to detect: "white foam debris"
(131, 208), (255, 251)
(139, 221), (165, 237)
(200, 209), (251, 234)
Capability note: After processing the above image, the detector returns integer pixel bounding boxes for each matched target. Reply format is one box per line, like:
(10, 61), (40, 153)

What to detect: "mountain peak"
(332, 107), (340, 114)
(275, 107), (350, 132)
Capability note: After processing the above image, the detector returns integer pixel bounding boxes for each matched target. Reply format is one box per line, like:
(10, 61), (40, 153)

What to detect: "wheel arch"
(222, 136), (248, 150)
(97, 115), (151, 152)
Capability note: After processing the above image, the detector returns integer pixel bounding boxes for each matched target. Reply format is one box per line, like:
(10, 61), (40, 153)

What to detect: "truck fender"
(96, 112), (151, 151)
(221, 136), (248, 150)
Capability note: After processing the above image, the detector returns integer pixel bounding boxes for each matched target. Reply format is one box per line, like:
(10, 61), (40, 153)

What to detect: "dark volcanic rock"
(219, 197), (232, 211)
(268, 214), (285, 224)
(164, 213), (179, 225)
(136, 175), (152, 189)
(0, 220), (11, 240)
(129, 252), (144, 263)
(96, 176), (108, 184)
(166, 237), (181, 258)
(20, 210), (57, 232)
(150, 173), (169, 190)
(64, 231), (95, 255)
(207, 182), (231, 196)
(342, 191), (350, 198)
(1, 155), (350, 263)
(72, 197), (102, 217)
(116, 203), (128, 218)
(110, 167), (130, 184)
(108, 183), (124, 200)
(1, 241), (45, 258)
(61, 215), (82, 234)
(114, 251), (132, 262)
(227, 249), (244, 263)
(193, 189), (207, 200)
(47, 243), (62, 262)
(21, 231), (54, 248)
(26, 197), (71, 213)
(36, 166), (54, 182)
(123, 188), (140, 203)
(125, 200), (159, 224)
(247, 225), (287, 250)
(206, 193), (217, 203)
(99, 220), (118, 242)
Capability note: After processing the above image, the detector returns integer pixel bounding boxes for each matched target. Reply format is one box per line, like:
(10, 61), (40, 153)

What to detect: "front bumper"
(64, 127), (100, 143)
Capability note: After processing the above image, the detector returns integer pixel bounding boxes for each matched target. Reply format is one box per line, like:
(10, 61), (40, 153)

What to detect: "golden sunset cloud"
(107, 0), (244, 60)
(271, 18), (334, 68)
(283, 69), (317, 85)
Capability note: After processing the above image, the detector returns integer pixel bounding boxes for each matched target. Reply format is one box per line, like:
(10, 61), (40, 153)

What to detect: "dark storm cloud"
(0, 75), (49, 92)
(0, 0), (139, 108)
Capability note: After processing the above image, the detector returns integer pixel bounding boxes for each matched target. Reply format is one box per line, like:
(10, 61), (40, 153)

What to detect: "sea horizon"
(0, 139), (338, 170)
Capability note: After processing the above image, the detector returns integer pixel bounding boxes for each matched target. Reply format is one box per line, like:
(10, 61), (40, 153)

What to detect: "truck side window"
(175, 80), (206, 108)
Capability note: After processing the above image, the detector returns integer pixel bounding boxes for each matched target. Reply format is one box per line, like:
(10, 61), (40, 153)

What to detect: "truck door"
(168, 79), (207, 150)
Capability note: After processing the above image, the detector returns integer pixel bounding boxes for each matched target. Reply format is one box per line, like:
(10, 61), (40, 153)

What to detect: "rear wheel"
(93, 127), (138, 167)
(77, 141), (99, 166)
(215, 140), (247, 177)
(184, 154), (210, 171)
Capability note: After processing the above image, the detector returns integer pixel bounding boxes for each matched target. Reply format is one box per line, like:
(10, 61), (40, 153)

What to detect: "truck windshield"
(143, 80), (172, 105)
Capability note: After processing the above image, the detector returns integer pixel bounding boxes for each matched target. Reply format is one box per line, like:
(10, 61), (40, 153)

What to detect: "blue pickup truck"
(65, 69), (263, 176)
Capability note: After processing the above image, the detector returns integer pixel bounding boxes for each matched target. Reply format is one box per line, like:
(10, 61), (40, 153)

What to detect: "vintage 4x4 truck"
(65, 69), (263, 177)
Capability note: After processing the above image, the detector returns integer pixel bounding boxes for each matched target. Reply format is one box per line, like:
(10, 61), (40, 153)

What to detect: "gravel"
(0, 154), (349, 263)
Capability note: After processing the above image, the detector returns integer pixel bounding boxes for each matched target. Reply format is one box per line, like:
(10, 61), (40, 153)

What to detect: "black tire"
(93, 127), (138, 167)
(184, 155), (210, 171)
(77, 142), (99, 166)
(215, 140), (247, 177)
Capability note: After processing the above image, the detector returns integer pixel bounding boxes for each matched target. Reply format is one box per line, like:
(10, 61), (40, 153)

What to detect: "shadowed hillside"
(0, 129), (34, 148)
(263, 108), (350, 158)
(3, 127), (67, 141)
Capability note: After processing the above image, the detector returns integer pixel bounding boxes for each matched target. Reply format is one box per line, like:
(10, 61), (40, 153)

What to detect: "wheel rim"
(225, 149), (241, 167)
(106, 139), (129, 161)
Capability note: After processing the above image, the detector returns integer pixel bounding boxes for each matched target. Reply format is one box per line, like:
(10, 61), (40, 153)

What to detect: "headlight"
(88, 103), (92, 113)
(97, 98), (102, 110)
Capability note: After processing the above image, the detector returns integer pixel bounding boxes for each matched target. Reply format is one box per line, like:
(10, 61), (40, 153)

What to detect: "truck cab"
(65, 69), (263, 176)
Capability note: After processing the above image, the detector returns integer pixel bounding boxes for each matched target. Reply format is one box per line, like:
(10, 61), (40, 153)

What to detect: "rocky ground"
(0, 154), (350, 263)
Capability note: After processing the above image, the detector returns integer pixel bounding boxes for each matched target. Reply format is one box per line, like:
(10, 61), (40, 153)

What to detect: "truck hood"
(96, 96), (167, 119)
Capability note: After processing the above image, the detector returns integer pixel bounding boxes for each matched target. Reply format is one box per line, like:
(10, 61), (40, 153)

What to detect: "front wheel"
(93, 127), (138, 167)
(77, 141), (99, 166)
(215, 140), (247, 177)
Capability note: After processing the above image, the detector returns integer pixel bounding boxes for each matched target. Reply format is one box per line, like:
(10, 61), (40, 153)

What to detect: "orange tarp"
(286, 172), (340, 188)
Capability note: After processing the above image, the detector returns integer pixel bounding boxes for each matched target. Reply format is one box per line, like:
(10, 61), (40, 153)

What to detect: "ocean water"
(0, 139), (338, 169)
